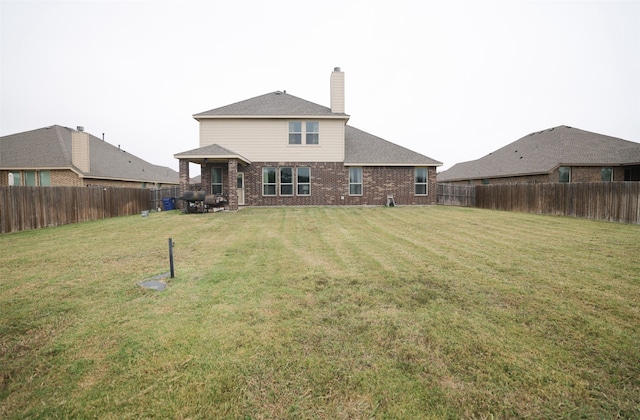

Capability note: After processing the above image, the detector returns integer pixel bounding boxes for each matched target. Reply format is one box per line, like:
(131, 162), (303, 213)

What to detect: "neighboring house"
(0, 125), (179, 188)
(438, 125), (640, 185)
(174, 68), (442, 210)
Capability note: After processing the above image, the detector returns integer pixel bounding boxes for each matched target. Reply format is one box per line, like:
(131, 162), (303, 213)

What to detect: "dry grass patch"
(1, 206), (639, 418)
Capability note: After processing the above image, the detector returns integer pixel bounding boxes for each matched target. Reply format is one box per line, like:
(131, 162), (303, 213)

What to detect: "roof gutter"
(193, 114), (350, 121)
(344, 162), (443, 167)
(79, 174), (179, 185)
(173, 153), (252, 165)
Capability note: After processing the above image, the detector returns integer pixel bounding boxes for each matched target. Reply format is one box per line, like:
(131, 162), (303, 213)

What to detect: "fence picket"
(465, 182), (639, 224)
(0, 186), (153, 233)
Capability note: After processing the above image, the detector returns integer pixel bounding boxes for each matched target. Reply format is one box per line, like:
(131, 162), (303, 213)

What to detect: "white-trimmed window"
(297, 167), (310, 195)
(415, 167), (428, 195)
(349, 167), (362, 196)
(288, 122), (302, 145)
(306, 122), (319, 144)
(601, 167), (613, 182)
(289, 121), (319, 145)
(211, 168), (223, 194)
(263, 167), (277, 196)
(280, 167), (293, 196)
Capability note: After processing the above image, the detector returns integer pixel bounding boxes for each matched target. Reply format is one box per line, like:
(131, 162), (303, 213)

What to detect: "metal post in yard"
(168, 238), (175, 278)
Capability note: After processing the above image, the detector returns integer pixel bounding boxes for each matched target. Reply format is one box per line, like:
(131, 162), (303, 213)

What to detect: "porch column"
(178, 159), (190, 210)
(201, 162), (211, 193)
(227, 159), (238, 211)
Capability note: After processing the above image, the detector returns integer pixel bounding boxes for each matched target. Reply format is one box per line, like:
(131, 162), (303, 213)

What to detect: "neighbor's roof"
(345, 125), (442, 166)
(173, 143), (251, 164)
(0, 125), (179, 184)
(438, 125), (640, 182)
(193, 91), (349, 119)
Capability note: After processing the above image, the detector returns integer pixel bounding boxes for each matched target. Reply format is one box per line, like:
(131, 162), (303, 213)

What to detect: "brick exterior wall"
(178, 159), (190, 209)
(1, 169), (175, 188)
(550, 166), (624, 183)
(197, 162), (437, 207)
(442, 173), (551, 186)
(0, 169), (83, 186)
(443, 166), (629, 185)
(227, 159), (238, 210)
(52, 169), (84, 186)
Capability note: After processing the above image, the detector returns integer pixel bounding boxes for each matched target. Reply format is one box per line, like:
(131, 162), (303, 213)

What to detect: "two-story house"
(174, 68), (442, 210)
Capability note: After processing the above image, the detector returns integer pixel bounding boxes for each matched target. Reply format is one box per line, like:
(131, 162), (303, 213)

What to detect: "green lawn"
(1, 206), (639, 418)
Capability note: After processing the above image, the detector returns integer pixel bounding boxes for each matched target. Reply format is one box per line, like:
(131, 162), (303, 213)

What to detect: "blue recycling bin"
(162, 197), (175, 211)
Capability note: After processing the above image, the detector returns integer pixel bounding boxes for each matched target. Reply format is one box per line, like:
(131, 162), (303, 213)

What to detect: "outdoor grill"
(178, 191), (227, 213)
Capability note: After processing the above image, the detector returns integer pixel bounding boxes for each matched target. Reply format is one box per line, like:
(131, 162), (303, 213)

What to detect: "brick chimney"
(72, 127), (90, 173)
(330, 67), (345, 114)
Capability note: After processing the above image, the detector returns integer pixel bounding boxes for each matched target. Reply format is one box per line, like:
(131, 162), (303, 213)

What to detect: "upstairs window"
(415, 167), (428, 195)
(288, 122), (302, 145)
(306, 122), (319, 144)
(289, 121), (319, 145)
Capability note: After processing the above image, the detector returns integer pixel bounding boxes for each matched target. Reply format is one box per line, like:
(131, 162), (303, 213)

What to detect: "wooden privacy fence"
(151, 186), (181, 211)
(437, 183), (475, 207)
(475, 182), (640, 224)
(0, 186), (152, 234)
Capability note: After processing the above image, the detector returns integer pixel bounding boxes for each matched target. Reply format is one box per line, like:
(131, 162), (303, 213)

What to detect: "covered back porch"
(174, 144), (251, 211)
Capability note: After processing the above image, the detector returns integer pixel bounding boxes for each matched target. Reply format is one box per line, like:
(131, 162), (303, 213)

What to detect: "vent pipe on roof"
(77, 126), (84, 132)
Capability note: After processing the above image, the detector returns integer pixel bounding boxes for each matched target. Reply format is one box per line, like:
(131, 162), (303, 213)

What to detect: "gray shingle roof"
(438, 125), (640, 182)
(173, 143), (251, 164)
(0, 125), (178, 184)
(194, 91), (349, 118)
(0, 125), (70, 168)
(189, 90), (441, 166)
(345, 125), (442, 166)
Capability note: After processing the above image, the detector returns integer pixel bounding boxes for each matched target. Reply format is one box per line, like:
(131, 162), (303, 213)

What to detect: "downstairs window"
(263, 167), (277, 196)
(415, 167), (428, 195)
(349, 167), (362, 196)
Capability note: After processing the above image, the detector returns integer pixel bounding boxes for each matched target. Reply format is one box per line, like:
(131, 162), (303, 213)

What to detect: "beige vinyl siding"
(330, 70), (345, 114)
(199, 119), (344, 162)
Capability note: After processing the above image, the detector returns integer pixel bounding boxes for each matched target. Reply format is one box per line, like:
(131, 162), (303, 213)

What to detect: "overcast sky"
(2, 0), (639, 173)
